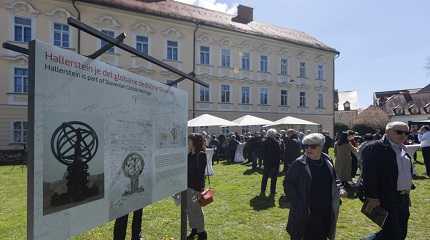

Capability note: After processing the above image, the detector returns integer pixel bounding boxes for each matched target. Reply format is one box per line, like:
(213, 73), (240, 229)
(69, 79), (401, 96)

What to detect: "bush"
(353, 106), (389, 132)
(352, 123), (377, 135)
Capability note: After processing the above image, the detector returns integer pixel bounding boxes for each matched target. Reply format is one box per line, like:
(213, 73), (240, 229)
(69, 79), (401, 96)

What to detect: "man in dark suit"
(362, 121), (414, 240)
(260, 129), (281, 197)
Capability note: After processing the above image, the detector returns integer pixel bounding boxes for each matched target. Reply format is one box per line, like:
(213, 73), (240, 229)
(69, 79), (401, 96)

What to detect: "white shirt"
(389, 140), (412, 191)
(418, 131), (430, 148)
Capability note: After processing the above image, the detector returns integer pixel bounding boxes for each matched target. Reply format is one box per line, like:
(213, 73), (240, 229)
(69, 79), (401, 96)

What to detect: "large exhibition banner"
(28, 40), (188, 240)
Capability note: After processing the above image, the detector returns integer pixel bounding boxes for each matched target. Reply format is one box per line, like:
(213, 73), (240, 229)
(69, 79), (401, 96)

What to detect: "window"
(136, 35), (149, 55)
(221, 48), (231, 68)
(241, 87), (250, 104)
(53, 23), (69, 48)
(260, 88), (268, 105)
(299, 92), (306, 107)
(199, 85), (210, 102)
(221, 85), (230, 103)
(12, 121), (28, 143)
(14, 17), (32, 42)
(281, 90), (288, 106)
(318, 93), (324, 108)
(260, 55), (268, 73)
(317, 64), (324, 80)
(101, 30), (115, 54)
(281, 58), (288, 76)
(167, 40), (178, 61)
(241, 52), (250, 71)
(299, 62), (306, 78)
(200, 46), (210, 65)
(14, 68), (28, 93)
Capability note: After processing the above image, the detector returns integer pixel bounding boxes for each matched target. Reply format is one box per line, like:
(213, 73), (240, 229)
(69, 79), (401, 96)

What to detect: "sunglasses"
(395, 130), (409, 136)
(303, 144), (319, 149)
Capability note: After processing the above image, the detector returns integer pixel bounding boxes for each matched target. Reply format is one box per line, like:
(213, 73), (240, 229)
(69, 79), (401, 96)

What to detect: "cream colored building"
(0, 0), (338, 150)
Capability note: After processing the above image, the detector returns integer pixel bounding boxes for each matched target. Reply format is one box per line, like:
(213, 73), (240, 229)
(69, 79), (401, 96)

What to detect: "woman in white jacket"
(418, 125), (430, 177)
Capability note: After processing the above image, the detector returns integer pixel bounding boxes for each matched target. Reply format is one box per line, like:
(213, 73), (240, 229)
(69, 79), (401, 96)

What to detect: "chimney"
(232, 5), (253, 24)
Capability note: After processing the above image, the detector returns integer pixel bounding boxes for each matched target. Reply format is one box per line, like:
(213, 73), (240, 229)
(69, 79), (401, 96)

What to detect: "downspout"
(72, 0), (81, 54)
(333, 52), (340, 138)
(192, 22), (200, 120)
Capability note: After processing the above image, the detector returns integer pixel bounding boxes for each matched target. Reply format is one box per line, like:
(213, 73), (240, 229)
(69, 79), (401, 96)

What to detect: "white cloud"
(175, 0), (238, 14)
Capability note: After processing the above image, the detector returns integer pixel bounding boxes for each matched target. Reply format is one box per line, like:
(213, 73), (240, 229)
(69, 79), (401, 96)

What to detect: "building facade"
(335, 90), (359, 128)
(0, 0), (338, 149)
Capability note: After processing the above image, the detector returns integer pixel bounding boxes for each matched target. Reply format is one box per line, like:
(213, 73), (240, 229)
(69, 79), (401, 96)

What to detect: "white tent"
(232, 115), (274, 126)
(187, 114), (235, 127)
(268, 116), (320, 127)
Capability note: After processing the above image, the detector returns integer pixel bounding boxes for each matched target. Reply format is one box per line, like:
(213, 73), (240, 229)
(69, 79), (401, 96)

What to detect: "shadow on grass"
(413, 175), (429, 180)
(221, 161), (236, 166)
(278, 195), (291, 209)
(250, 195), (275, 211)
(243, 168), (263, 175)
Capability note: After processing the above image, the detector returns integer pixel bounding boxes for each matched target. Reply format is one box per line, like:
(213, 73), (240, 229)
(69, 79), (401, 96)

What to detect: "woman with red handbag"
(187, 134), (208, 240)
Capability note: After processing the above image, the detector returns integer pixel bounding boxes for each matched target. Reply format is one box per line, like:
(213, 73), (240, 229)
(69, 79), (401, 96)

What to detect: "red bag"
(199, 188), (214, 207)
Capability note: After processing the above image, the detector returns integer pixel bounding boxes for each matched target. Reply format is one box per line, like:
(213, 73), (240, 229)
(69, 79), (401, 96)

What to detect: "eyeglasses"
(303, 144), (319, 149)
(395, 130), (409, 136)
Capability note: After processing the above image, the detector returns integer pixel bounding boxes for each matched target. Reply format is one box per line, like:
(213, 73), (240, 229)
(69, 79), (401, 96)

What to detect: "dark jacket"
(361, 136), (414, 209)
(286, 154), (340, 240)
(283, 137), (302, 164)
(262, 137), (281, 171)
(323, 135), (334, 153)
(187, 151), (207, 192)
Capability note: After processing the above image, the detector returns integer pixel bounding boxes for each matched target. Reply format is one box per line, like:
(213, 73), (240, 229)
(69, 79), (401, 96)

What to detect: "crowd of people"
(113, 122), (430, 240)
(185, 122), (430, 240)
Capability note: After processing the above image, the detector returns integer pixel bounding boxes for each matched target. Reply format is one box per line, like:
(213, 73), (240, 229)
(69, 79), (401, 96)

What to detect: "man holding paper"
(361, 122), (414, 240)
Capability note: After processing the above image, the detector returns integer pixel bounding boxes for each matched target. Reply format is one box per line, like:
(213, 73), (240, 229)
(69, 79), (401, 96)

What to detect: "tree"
(335, 122), (349, 134)
(352, 106), (389, 134)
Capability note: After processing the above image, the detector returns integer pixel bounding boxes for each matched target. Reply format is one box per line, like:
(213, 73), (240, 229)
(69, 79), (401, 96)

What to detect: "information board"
(28, 40), (188, 240)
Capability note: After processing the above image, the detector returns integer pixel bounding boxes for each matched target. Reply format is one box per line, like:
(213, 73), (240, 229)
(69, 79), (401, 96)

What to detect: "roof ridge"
(170, 0), (236, 16)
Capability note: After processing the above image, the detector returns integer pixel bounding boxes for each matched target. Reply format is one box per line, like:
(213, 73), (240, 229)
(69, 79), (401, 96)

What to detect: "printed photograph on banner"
(42, 112), (105, 215)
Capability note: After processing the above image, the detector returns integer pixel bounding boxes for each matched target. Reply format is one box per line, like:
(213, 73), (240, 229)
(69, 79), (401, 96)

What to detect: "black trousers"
(113, 209), (143, 240)
(422, 147), (430, 176)
(303, 212), (331, 240)
(375, 195), (410, 240)
(261, 167), (278, 195)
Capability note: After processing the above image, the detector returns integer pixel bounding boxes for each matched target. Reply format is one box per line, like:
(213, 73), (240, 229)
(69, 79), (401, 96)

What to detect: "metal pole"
(180, 190), (188, 240)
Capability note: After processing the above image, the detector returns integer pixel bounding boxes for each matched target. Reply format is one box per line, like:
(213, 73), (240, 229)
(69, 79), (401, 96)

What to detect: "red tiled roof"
(79, 0), (338, 53)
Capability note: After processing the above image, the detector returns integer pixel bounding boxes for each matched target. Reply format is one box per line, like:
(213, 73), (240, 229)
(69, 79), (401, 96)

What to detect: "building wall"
(0, 0), (336, 149)
(335, 110), (358, 128)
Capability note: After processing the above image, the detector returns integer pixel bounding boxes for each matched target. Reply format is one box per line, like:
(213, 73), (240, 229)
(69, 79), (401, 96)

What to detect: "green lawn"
(1, 152), (429, 240)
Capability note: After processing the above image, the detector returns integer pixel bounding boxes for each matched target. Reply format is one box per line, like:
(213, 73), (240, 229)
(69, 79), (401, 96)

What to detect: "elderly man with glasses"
(361, 122), (414, 240)
(285, 133), (340, 240)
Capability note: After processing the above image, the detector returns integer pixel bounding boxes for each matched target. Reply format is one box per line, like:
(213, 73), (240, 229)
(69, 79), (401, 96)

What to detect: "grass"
(1, 151), (430, 240)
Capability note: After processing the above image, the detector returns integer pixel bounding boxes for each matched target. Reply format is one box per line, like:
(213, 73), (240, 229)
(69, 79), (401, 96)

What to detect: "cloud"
(174, 0), (238, 14)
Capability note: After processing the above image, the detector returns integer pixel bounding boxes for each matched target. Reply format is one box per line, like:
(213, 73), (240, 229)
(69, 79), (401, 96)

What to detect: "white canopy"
(268, 116), (320, 126)
(232, 115), (274, 126)
(187, 114), (236, 127)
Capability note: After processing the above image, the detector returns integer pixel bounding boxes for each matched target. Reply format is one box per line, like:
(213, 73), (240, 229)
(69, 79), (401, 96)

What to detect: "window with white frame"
(241, 87), (250, 104)
(14, 16), (32, 42)
(167, 40), (178, 61)
(12, 121), (28, 143)
(281, 58), (288, 76)
(260, 55), (268, 73)
(53, 23), (70, 48)
(199, 85), (210, 102)
(200, 46), (210, 65)
(136, 35), (149, 55)
(14, 68), (28, 93)
(299, 91), (306, 107)
(299, 62), (306, 78)
(221, 84), (231, 103)
(241, 52), (250, 71)
(318, 93), (324, 108)
(221, 48), (231, 68)
(260, 88), (268, 105)
(317, 64), (324, 80)
(101, 30), (115, 54)
(281, 89), (288, 106)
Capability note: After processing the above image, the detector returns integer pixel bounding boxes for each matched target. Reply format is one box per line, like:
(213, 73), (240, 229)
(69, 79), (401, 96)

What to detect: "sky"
(175, 0), (430, 108)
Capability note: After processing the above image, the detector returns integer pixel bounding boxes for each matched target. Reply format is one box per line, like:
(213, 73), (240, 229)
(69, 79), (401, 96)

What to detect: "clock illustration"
(122, 153), (145, 196)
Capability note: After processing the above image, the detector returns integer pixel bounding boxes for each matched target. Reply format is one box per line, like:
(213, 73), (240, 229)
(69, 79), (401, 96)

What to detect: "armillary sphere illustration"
(50, 121), (100, 206)
(122, 152), (145, 196)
